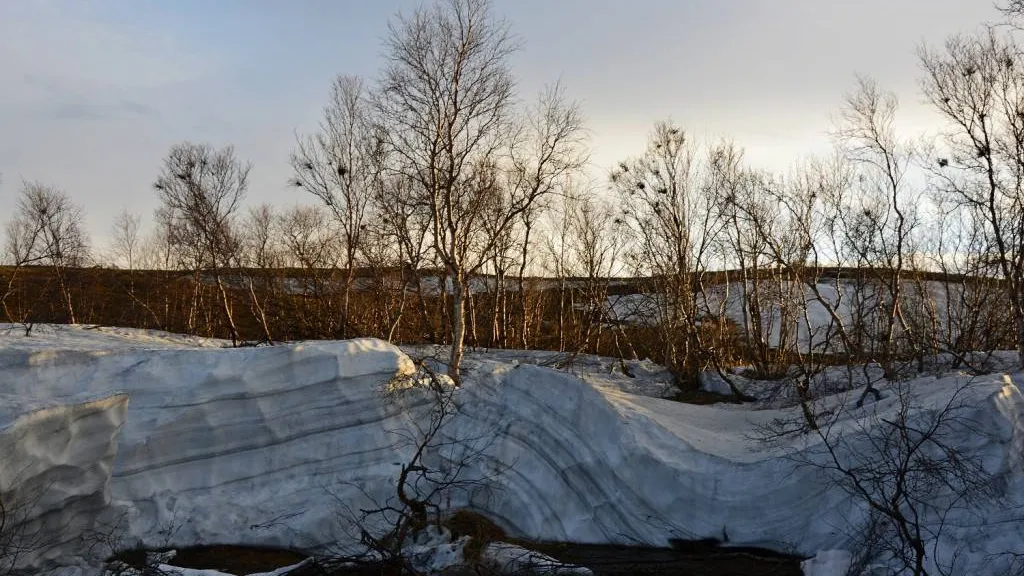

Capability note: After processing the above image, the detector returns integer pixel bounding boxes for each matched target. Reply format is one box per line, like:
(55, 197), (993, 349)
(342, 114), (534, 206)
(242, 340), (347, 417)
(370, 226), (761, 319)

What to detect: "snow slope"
(1, 325), (1022, 575)
(607, 279), (993, 355)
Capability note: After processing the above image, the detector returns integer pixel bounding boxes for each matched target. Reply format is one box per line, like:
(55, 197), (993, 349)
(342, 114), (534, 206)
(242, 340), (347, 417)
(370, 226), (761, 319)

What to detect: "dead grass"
(441, 509), (507, 561)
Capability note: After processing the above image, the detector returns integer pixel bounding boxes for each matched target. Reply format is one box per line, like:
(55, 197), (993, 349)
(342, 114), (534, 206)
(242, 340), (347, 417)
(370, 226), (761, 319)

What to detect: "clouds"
(0, 2), (216, 91)
(0, 1), (223, 237)
(19, 71), (161, 122)
(0, 0), (1006, 250)
(499, 0), (997, 171)
(0, 1), (219, 127)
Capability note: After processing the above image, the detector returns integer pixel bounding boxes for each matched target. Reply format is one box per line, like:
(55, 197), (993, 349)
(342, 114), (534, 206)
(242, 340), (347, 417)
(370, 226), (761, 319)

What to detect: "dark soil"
(110, 544), (308, 574)
(111, 540), (803, 576)
(520, 541), (803, 576)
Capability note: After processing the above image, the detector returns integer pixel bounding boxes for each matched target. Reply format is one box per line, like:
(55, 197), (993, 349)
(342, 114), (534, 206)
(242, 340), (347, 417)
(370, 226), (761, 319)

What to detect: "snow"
(154, 566), (235, 576)
(402, 344), (679, 398)
(800, 550), (852, 576)
(403, 527), (471, 574)
(605, 279), (993, 354)
(243, 560), (314, 576)
(481, 542), (592, 575)
(101, 559), (312, 576)
(0, 393), (128, 571)
(1, 324), (1022, 575)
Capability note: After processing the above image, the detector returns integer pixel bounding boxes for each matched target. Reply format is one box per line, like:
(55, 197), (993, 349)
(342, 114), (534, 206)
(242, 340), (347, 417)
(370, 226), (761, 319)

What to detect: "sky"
(0, 0), (1004, 250)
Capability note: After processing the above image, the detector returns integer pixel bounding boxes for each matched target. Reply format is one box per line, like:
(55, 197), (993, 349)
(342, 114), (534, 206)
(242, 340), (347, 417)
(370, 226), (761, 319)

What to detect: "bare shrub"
(783, 379), (1004, 575)
(327, 359), (508, 574)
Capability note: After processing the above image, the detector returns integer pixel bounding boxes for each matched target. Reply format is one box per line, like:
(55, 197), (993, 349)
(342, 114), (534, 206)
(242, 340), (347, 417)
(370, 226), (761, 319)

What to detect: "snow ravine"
(0, 325), (1022, 575)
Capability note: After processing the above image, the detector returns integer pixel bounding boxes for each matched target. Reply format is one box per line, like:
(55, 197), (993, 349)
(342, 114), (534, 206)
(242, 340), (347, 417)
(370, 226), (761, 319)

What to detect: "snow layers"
(0, 394), (128, 572)
(1, 326), (1023, 574)
(0, 331), (417, 572)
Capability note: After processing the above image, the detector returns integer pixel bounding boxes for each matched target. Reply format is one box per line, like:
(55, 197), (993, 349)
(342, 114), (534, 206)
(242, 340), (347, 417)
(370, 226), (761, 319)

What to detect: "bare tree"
(372, 174), (438, 342)
(110, 208), (142, 272)
(377, 0), (516, 383)
(108, 207), (166, 329)
(561, 190), (627, 358)
(240, 204), (281, 344)
(828, 76), (920, 399)
(329, 360), (506, 574)
(612, 121), (724, 392)
(920, 188), (1012, 369)
(277, 204), (344, 338)
(376, 0), (583, 382)
(358, 213), (411, 343)
(541, 193), (576, 353)
(479, 193), (519, 348)
(3, 182), (89, 326)
(507, 83), (588, 350)
(730, 156), (862, 427)
(291, 75), (377, 339)
(712, 142), (790, 377)
(153, 142), (250, 345)
(1001, 0), (1024, 19)
(920, 29), (1024, 369)
(277, 204), (339, 272)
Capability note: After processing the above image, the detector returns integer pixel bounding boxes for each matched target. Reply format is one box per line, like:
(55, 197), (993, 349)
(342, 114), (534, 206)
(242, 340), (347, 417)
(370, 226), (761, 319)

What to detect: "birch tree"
(377, 0), (583, 382)
(919, 29), (1024, 368)
(154, 142), (249, 345)
(291, 75), (377, 338)
(3, 182), (89, 325)
(612, 121), (723, 390)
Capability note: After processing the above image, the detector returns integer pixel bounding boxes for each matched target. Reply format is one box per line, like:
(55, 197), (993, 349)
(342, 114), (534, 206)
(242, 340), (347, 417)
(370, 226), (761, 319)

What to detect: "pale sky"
(0, 1), (1002, 248)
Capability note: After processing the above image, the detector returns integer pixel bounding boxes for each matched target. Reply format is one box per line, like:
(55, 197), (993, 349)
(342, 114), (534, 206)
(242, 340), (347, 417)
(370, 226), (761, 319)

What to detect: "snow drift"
(1, 325), (1022, 575)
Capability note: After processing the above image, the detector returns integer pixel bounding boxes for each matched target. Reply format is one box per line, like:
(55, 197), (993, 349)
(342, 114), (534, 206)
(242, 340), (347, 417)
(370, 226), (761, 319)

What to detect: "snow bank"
(2, 325), (1022, 575)
(1, 326), (416, 571)
(481, 542), (592, 575)
(0, 393), (128, 572)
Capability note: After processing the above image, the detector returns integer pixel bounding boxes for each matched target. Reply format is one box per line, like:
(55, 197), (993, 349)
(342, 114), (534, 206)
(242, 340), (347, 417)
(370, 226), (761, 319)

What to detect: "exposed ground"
(111, 542), (803, 576)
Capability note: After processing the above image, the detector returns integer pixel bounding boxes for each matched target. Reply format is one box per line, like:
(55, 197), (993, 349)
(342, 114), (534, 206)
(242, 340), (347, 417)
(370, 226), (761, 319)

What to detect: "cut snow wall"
(0, 394), (128, 573)
(1, 327), (1022, 576)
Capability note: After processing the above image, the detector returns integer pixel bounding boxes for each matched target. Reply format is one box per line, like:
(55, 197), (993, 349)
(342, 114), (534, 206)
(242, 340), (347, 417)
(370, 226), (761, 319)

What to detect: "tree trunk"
(215, 274), (240, 346)
(518, 220), (533, 349)
(449, 275), (467, 384)
(797, 377), (819, 431)
(490, 268), (501, 347)
(56, 268), (76, 325)
(411, 268), (435, 342)
(469, 289), (479, 348)
(440, 279), (451, 345)
(386, 276), (407, 343)
(557, 277), (566, 352)
(246, 274), (273, 344)
(499, 275), (508, 347)
(188, 271), (201, 334)
(343, 266), (355, 339)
